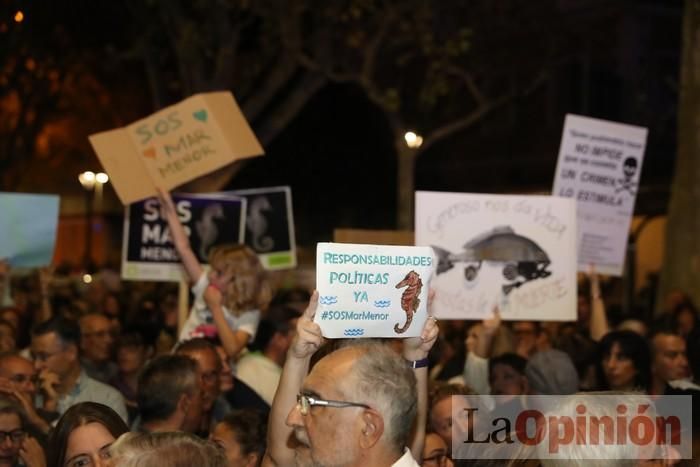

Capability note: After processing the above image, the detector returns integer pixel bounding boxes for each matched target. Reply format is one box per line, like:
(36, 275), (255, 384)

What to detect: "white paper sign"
(415, 191), (577, 321)
(552, 114), (647, 276)
(316, 242), (434, 338)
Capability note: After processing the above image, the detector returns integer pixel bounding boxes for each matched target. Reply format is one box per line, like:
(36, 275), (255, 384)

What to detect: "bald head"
(0, 353), (37, 398)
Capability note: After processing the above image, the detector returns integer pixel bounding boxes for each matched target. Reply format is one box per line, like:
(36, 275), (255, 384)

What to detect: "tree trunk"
(658, 0), (700, 311)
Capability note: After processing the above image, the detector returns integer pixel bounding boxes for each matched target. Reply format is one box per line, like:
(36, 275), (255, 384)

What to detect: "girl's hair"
(595, 330), (651, 391)
(110, 431), (226, 467)
(216, 409), (267, 463)
(48, 402), (129, 467)
(208, 244), (271, 315)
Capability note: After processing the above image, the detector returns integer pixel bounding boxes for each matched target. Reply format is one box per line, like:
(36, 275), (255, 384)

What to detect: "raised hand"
(403, 289), (438, 361)
(19, 436), (46, 467)
(289, 291), (324, 360)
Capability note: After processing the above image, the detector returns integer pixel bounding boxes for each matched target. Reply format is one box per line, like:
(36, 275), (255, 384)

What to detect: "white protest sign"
(316, 242), (434, 338)
(415, 191), (577, 321)
(552, 114), (647, 276)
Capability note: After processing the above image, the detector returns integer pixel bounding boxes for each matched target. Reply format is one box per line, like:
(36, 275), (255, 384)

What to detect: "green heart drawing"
(193, 109), (208, 122)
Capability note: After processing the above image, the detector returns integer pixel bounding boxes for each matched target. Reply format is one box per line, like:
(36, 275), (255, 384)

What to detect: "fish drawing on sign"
(432, 225), (551, 295)
(247, 196), (274, 252)
(195, 203), (224, 259)
(394, 270), (423, 334)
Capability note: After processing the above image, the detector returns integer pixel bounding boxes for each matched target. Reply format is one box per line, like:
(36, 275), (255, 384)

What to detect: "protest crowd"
(0, 183), (697, 467)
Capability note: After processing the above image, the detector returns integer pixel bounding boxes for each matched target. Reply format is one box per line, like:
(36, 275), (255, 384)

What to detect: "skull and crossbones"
(616, 157), (638, 195)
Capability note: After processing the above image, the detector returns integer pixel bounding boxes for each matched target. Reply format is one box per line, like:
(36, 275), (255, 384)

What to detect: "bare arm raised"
(156, 187), (203, 283)
(263, 291), (323, 467)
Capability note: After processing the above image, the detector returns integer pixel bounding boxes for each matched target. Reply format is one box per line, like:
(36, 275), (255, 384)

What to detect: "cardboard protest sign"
(553, 114), (647, 276)
(121, 193), (246, 281)
(415, 191), (577, 321)
(89, 92), (264, 205)
(316, 242), (434, 338)
(0, 193), (60, 267)
(225, 186), (296, 270)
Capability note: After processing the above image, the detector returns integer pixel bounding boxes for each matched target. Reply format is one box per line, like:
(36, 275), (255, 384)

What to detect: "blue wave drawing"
(319, 296), (338, 305)
(374, 299), (391, 308)
(344, 328), (365, 337)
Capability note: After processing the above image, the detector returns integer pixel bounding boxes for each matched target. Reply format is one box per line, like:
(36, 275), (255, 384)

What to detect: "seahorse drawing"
(247, 196), (274, 252)
(394, 270), (423, 334)
(195, 203), (224, 259)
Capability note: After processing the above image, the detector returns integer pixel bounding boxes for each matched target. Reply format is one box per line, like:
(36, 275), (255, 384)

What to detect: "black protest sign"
(122, 193), (246, 281)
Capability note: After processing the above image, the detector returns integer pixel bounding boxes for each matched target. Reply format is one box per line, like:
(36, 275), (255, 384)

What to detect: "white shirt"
(178, 273), (260, 342)
(392, 448), (420, 467)
(235, 352), (282, 405)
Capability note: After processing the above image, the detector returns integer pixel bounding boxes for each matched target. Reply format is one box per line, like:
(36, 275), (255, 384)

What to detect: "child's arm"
(203, 284), (252, 358)
(156, 188), (204, 283)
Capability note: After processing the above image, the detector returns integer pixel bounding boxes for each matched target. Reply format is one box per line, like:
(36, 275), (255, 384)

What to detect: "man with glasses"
(0, 396), (45, 467)
(285, 343), (420, 466)
(265, 291), (438, 467)
(30, 317), (127, 423)
(79, 313), (117, 384)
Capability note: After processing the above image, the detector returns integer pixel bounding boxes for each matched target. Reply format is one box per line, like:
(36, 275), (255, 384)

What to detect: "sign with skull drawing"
(552, 114), (648, 276)
(315, 242), (434, 338)
(415, 192), (578, 321)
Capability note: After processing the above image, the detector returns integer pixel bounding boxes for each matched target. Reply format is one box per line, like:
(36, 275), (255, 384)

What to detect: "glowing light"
(82, 274), (93, 284)
(95, 172), (109, 184)
(78, 171), (96, 189)
(14, 11), (24, 23)
(404, 131), (423, 149)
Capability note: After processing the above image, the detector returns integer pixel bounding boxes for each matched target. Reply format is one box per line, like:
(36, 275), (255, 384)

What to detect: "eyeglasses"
(296, 393), (370, 416)
(422, 452), (450, 467)
(0, 429), (25, 444)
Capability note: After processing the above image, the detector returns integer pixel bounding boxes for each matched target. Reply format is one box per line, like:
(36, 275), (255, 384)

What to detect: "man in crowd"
(174, 338), (227, 435)
(0, 352), (53, 433)
(649, 326), (690, 395)
(30, 316), (128, 422)
(236, 305), (300, 404)
(79, 312), (118, 383)
(136, 354), (203, 433)
(284, 343), (419, 467)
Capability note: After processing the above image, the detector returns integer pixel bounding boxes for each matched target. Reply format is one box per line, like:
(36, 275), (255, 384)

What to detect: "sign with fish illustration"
(315, 242), (434, 338)
(225, 186), (296, 270)
(89, 91), (264, 205)
(121, 193), (246, 281)
(415, 191), (577, 321)
(553, 114), (647, 276)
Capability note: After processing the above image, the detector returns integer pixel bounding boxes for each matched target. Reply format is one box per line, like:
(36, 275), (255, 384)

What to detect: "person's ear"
(178, 393), (191, 415)
(244, 452), (260, 467)
(66, 343), (79, 362)
(359, 409), (384, 449)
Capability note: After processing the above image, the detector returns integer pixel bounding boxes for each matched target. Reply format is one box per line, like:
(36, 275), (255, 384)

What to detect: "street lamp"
(398, 131), (424, 229)
(78, 171), (109, 271)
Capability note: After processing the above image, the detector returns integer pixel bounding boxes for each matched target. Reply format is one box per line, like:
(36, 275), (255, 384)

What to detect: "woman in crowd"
(47, 402), (129, 467)
(0, 396), (45, 467)
(210, 409), (266, 467)
(595, 330), (651, 392)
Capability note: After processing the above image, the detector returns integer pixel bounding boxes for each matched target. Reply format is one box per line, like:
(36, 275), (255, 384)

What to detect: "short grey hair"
(345, 342), (417, 451)
(110, 432), (226, 467)
(137, 354), (198, 423)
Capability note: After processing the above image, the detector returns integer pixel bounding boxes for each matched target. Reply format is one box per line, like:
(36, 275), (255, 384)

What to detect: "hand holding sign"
(403, 289), (439, 361)
(315, 242), (434, 338)
(290, 291), (325, 359)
